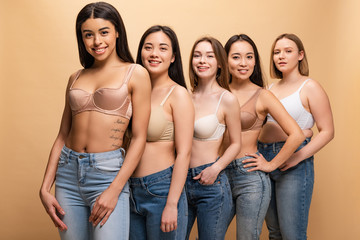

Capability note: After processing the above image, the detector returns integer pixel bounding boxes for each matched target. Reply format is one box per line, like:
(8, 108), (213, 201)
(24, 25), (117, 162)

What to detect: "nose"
(199, 55), (206, 63)
(94, 34), (102, 46)
(279, 51), (285, 59)
(239, 57), (246, 66)
(150, 48), (159, 58)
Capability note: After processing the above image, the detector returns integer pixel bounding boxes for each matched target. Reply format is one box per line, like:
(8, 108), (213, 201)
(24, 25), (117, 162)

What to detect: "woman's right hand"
(40, 190), (67, 231)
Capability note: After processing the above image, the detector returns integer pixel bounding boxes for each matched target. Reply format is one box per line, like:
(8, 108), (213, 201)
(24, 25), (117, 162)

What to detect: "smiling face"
(140, 31), (174, 78)
(81, 18), (118, 63)
(228, 41), (255, 82)
(192, 41), (218, 81)
(273, 37), (304, 75)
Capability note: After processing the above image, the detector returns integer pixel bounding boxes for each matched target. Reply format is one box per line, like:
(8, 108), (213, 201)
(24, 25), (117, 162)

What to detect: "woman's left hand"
(161, 204), (178, 232)
(243, 153), (275, 173)
(89, 188), (119, 227)
(279, 154), (302, 171)
(193, 164), (221, 185)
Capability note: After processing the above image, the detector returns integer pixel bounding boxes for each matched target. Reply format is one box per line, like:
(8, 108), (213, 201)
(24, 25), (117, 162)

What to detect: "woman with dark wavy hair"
(39, 2), (151, 239)
(129, 25), (194, 240)
(223, 34), (304, 240)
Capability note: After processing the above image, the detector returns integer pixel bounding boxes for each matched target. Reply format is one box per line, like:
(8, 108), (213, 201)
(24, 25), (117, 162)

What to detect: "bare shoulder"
(171, 85), (191, 101)
(303, 78), (326, 93)
(222, 90), (239, 106)
(66, 69), (83, 88)
(258, 88), (277, 101)
(128, 64), (150, 82)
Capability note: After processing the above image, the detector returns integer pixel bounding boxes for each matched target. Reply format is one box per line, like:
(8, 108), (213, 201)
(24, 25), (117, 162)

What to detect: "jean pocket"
(57, 153), (67, 167)
(94, 157), (122, 175)
(146, 181), (170, 198)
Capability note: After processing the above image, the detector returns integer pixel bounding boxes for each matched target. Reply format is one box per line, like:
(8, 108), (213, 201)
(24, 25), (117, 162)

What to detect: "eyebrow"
(144, 42), (170, 47)
(194, 51), (214, 54)
(82, 27), (110, 33)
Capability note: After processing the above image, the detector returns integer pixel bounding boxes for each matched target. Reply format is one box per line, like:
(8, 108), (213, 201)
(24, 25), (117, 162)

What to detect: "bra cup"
(68, 89), (91, 111)
(241, 111), (257, 131)
(93, 87), (128, 110)
(147, 106), (169, 141)
(194, 115), (219, 139)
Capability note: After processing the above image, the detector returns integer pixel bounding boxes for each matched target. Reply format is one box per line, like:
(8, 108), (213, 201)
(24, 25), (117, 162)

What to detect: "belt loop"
(120, 148), (126, 157)
(273, 143), (276, 153)
(89, 154), (94, 167)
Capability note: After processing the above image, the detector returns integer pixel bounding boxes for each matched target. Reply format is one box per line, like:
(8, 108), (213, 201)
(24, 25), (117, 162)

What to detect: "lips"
(148, 60), (161, 66)
(197, 66), (209, 72)
(93, 47), (107, 54)
(238, 69), (248, 74)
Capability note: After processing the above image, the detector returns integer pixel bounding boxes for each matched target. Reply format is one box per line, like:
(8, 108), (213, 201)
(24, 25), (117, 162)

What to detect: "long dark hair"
(189, 36), (229, 91)
(75, 2), (134, 68)
(136, 25), (186, 88)
(224, 34), (265, 87)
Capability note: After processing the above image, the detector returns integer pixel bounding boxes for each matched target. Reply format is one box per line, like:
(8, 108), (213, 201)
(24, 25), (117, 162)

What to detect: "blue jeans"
(129, 166), (188, 240)
(258, 138), (314, 240)
(225, 154), (271, 240)
(55, 145), (130, 240)
(185, 162), (233, 240)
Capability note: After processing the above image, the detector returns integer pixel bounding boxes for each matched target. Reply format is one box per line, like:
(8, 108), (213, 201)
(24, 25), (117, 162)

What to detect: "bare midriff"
(190, 139), (223, 168)
(259, 122), (313, 143)
(132, 141), (175, 177)
(65, 111), (129, 153)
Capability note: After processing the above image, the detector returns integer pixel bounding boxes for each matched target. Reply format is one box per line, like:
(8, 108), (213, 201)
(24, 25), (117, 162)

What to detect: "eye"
(144, 46), (152, 50)
(160, 47), (168, 51)
(232, 56), (240, 60)
(286, 50), (292, 53)
(193, 54), (200, 58)
(207, 54), (214, 58)
(274, 51), (280, 55)
(247, 55), (253, 59)
(101, 31), (109, 36)
(84, 33), (93, 38)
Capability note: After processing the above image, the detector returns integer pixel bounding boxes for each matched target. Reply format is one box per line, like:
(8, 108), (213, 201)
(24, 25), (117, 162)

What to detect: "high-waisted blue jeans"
(185, 162), (233, 240)
(225, 154), (271, 240)
(258, 138), (314, 240)
(55, 145), (130, 240)
(129, 166), (188, 240)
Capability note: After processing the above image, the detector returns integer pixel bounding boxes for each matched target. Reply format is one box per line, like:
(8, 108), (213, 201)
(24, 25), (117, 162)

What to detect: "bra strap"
(123, 64), (137, 84)
(160, 85), (177, 106)
(297, 79), (311, 92)
(268, 83), (274, 90)
(215, 91), (227, 114)
(70, 69), (83, 89)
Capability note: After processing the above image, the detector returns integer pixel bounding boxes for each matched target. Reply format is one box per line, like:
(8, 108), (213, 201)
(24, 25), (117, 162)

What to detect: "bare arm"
(89, 65), (151, 226)
(244, 90), (305, 172)
(160, 86), (194, 232)
(39, 73), (75, 231)
(279, 80), (334, 171)
(195, 92), (242, 184)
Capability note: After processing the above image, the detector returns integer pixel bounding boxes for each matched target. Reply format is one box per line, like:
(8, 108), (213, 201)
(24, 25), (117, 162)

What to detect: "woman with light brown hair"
(258, 33), (334, 239)
(185, 36), (241, 240)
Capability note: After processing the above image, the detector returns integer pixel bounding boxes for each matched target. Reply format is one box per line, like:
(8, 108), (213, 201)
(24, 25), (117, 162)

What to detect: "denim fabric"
(185, 162), (233, 240)
(258, 138), (314, 240)
(225, 154), (271, 240)
(55, 145), (130, 240)
(129, 166), (188, 240)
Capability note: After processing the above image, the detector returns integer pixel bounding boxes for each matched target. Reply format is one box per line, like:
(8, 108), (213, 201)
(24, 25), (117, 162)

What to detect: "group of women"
(39, 2), (334, 240)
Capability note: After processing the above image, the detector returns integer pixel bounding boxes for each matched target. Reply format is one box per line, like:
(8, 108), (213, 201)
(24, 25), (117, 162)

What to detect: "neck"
(195, 76), (219, 93)
(230, 77), (251, 90)
(92, 55), (124, 69)
(150, 72), (172, 89)
(281, 68), (303, 83)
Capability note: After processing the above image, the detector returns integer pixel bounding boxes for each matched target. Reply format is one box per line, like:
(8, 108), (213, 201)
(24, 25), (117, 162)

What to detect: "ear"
(171, 54), (175, 63)
(298, 50), (304, 61)
(116, 31), (119, 38)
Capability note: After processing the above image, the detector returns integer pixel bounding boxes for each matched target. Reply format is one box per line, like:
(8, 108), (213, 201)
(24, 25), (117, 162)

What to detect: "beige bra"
(146, 85), (177, 142)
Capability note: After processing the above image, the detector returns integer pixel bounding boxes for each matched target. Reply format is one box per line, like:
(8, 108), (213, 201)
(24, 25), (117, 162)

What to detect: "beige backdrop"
(1, 0), (359, 239)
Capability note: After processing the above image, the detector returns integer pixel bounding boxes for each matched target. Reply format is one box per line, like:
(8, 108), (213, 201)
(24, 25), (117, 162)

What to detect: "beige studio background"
(1, 0), (359, 239)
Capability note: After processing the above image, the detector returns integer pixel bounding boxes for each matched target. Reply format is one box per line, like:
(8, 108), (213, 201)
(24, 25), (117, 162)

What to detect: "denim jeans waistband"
(188, 158), (220, 178)
(130, 165), (173, 186)
(258, 138), (311, 152)
(227, 152), (259, 169)
(61, 145), (125, 164)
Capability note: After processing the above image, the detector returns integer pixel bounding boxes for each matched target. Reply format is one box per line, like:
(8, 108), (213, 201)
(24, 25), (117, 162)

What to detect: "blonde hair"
(270, 33), (309, 79)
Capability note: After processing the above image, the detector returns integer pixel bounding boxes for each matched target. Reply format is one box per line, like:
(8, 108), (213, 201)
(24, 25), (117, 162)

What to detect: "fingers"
(192, 172), (202, 180)
(245, 152), (258, 158)
(161, 222), (177, 232)
(89, 199), (114, 227)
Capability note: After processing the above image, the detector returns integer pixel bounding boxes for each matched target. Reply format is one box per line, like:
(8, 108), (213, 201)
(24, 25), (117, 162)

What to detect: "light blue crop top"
(193, 91), (227, 141)
(267, 79), (314, 129)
